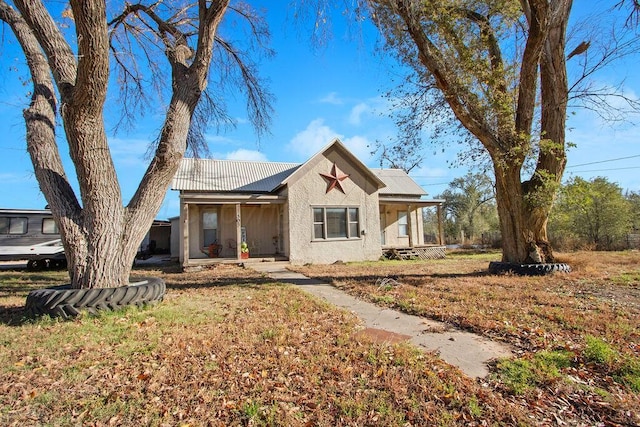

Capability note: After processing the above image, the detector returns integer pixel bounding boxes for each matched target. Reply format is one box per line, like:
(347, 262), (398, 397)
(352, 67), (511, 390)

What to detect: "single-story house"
(171, 138), (445, 267)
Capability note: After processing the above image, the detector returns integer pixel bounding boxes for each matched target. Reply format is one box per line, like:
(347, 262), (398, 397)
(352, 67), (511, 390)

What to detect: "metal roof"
(371, 169), (428, 197)
(172, 158), (429, 198)
(172, 158), (300, 192)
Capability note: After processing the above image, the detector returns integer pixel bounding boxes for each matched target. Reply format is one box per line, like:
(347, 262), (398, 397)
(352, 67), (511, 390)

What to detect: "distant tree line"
(549, 177), (640, 250)
(424, 174), (639, 250)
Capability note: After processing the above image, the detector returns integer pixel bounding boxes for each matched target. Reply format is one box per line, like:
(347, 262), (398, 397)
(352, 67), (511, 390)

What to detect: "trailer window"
(0, 217), (28, 234)
(42, 218), (59, 234)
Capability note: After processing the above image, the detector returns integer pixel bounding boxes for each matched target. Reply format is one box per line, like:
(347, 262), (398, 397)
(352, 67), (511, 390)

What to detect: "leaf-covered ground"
(0, 251), (637, 426)
(1, 263), (524, 426)
(293, 250), (640, 426)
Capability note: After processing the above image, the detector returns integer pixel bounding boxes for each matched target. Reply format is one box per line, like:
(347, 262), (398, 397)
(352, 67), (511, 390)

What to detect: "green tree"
(626, 191), (640, 232)
(550, 177), (631, 249)
(0, 1), (273, 288)
(438, 173), (497, 244)
(362, 0), (640, 264)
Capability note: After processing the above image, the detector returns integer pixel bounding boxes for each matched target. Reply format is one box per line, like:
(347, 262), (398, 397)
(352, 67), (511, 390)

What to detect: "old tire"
(26, 259), (44, 271)
(488, 261), (571, 276)
(24, 277), (166, 319)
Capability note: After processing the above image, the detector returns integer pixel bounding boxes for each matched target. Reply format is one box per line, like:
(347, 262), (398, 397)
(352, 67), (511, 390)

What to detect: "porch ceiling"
(379, 197), (445, 207)
(180, 193), (287, 204)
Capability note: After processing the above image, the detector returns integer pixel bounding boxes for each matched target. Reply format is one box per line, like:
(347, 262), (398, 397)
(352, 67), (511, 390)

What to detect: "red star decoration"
(320, 163), (350, 194)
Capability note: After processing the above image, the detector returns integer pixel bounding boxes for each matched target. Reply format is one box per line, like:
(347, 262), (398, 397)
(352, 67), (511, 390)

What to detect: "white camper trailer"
(0, 209), (66, 270)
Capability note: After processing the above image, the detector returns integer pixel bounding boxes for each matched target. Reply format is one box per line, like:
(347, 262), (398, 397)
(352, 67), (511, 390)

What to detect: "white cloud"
(318, 92), (344, 105)
(342, 135), (373, 163)
(287, 119), (341, 159)
(159, 192), (181, 219)
(286, 118), (374, 163)
(205, 134), (235, 145)
(225, 149), (268, 161)
(348, 102), (371, 126)
(0, 172), (31, 183)
(109, 137), (149, 166)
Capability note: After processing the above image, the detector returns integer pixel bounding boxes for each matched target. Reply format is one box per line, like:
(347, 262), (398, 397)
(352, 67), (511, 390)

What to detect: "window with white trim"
(202, 211), (218, 246)
(0, 217), (28, 235)
(398, 211), (408, 237)
(313, 207), (360, 239)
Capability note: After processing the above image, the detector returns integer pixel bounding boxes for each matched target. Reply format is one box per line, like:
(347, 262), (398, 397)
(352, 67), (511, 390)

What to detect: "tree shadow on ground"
(163, 276), (276, 291)
(0, 278), (290, 327)
(0, 306), (28, 327)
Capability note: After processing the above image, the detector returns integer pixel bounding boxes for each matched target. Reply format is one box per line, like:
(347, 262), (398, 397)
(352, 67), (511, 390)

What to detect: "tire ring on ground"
(24, 277), (166, 319)
(488, 261), (571, 276)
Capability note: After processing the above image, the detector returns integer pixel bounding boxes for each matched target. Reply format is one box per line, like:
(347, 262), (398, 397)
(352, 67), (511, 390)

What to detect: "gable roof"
(172, 158), (299, 192)
(280, 138), (386, 190)
(171, 139), (429, 198)
(372, 169), (428, 197)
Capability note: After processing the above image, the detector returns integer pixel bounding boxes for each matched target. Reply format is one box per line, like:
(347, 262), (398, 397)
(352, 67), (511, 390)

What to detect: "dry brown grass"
(0, 251), (638, 426)
(293, 251), (640, 352)
(293, 250), (640, 425)
(0, 263), (526, 426)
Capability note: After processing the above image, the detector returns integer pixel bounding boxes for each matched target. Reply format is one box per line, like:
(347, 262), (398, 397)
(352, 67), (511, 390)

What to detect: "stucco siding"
(287, 154), (381, 264)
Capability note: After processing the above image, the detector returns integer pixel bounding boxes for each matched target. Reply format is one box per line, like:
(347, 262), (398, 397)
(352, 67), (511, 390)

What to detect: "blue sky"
(1, 2), (639, 220)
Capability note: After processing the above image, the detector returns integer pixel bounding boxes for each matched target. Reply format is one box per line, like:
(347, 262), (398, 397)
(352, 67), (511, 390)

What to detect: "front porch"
(178, 195), (287, 268)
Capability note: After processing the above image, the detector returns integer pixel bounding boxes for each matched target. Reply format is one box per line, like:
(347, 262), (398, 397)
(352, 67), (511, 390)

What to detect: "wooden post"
(182, 202), (189, 267)
(437, 203), (445, 246)
(407, 204), (413, 248)
(235, 203), (242, 260)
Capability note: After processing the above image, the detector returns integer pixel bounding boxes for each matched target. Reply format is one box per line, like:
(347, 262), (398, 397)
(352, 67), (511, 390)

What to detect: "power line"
(568, 166), (640, 173)
(566, 154), (640, 168)
(417, 182), (452, 186)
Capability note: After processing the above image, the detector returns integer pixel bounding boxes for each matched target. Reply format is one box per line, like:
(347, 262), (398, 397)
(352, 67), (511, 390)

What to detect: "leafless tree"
(0, 1), (273, 288)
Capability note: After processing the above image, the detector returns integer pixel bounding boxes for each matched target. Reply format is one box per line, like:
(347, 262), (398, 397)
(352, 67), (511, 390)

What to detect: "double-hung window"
(398, 211), (408, 237)
(313, 207), (359, 240)
(202, 211), (218, 246)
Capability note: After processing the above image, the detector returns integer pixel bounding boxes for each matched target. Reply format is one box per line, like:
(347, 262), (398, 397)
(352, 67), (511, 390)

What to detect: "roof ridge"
(183, 157), (300, 166)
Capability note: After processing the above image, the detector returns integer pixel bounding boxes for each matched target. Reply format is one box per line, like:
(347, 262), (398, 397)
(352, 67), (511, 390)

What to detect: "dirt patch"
(354, 327), (411, 345)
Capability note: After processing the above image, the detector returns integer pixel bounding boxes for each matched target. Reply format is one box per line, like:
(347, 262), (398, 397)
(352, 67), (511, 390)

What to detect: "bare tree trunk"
(494, 162), (528, 263)
(1, 0), (233, 288)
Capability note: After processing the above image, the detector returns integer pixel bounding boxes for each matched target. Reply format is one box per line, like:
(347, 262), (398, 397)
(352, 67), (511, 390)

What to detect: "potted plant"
(240, 241), (249, 259)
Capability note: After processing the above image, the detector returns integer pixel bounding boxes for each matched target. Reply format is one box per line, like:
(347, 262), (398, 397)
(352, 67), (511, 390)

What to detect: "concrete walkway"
(249, 262), (512, 378)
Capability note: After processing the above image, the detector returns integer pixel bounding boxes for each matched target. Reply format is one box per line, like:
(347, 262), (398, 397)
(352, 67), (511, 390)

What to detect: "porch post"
(414, 207), (422, 245)
(407, 204), (413, 248)
(235, 203), (242, 259)
(437, 203), (445, 245)
(182, 202), (190, 266)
